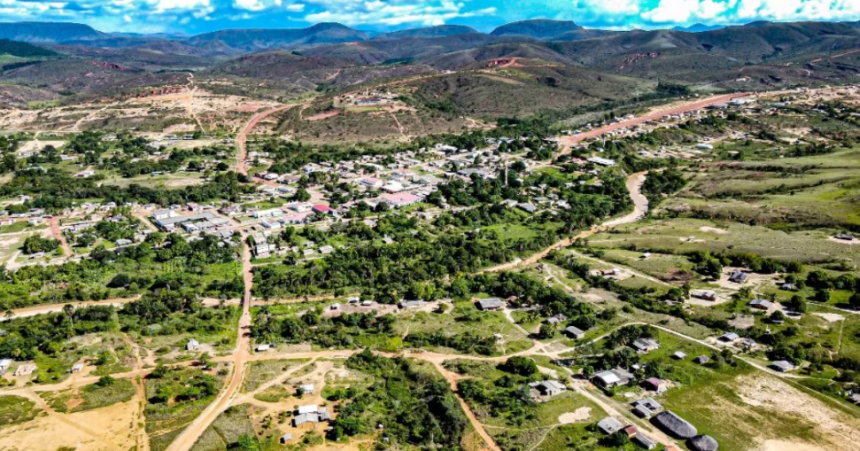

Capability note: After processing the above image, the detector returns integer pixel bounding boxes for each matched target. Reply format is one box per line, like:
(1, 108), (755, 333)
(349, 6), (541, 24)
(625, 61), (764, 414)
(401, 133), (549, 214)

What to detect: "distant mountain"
(0, 22), (101, 43)
(673, 24), (725, 33)
(375, 25), (478, 40)
(490, 19), (583, 40)
(185, 23), (369, 52)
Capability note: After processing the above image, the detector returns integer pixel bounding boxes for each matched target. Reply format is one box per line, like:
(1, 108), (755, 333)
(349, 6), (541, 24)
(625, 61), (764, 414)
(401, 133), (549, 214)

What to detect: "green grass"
(242, 359), (308, 393)
(0, 395), (39, 426)
(253, 385), (293, 403)
(0, 222), (47, 234)
(43, 378), (137, 413)
(190, 404), (257, 451)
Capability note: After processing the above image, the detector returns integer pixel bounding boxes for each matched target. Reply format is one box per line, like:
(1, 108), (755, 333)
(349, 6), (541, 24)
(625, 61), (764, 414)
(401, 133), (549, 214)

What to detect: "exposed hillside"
(0, 22), (101, 43)
(375, 25), (478, 40)
(490, 19), (582, 39)
(185, 23), (369, 52)
(50, 45), (215, 70)
(420, 42), (573, 70)
(208, 51), (353, 79)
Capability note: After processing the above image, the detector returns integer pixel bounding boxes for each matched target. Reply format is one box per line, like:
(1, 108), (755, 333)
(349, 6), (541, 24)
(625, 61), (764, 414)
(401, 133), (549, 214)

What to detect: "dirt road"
(236, 105), (295, 176)
(49, 217), (73, 257)
(166, 233), (254, 451)
(557, 92), (750, 150)
(479, 171), (648, 274)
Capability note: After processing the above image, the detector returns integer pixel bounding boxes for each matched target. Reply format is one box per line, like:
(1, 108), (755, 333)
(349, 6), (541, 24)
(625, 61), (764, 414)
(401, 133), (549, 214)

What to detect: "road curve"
(236, 105), (294, 176)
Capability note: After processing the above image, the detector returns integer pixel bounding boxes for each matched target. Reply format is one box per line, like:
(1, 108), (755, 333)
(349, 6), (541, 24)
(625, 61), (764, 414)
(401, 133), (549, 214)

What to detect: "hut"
(653, 411), (698, 439)
(690, 435), (719, 451)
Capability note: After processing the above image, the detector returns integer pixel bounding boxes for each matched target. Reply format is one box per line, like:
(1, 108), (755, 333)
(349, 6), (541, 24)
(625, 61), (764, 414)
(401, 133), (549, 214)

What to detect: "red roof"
(312, 204), (332, 213)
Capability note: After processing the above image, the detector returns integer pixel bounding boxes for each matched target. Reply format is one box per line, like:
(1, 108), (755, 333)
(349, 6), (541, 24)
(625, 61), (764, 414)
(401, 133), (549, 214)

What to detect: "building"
(14, 363), (36, 377)
(280, 434), (293, 444)
(633, 433), (657, 450)
(186, 339), (200, 351)
(592, 369), (633, 388)
(588, 157), (617, 167)
(312, 204), (333, 214)
(300, 384), (315, 395)
(517, 203), (537, 213)
(694, 355), (710, 365)
(400, 300), (427, 309)
(564, 326), (586, 339)
(835, 233), (855, 241)
(360, 178), (384, 188)
(293, 413), (319, 426)
(632, 338), (660, 353)
(530, 380), (566, 397)
(729, 270), (749, 284)
(771, 360), (796, 372)
(381, 192), (421, 208)
(643, 378), (668, 394)
(70, 363), (84, 373)
(653, 411), (698, 439)
(0, 359), (11, 375)
(672, 351), (687, 360)
(152, 209), (178, 221)
(256, 344), (271, 352)
(719, 332), (739, 342)
(252, 208), (284, 219)
(476, 298), (505, 311)
(546, 314), (567, 325)
(298, 405), (319, 415)
(691, 290), (718, 302)
(748, 299), (774, 310)
(597, 417), (624, 435)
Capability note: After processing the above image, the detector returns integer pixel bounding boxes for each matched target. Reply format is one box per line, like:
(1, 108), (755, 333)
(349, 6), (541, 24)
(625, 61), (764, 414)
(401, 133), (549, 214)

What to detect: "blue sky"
(2, 0), (860, 35)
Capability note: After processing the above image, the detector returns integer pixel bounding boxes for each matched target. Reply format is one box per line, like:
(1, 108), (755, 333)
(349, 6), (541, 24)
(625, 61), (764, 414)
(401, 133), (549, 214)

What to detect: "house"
(694, 355), (710, 365)
(592, 368), (634, 388)
(653, 411), (698, 439)
(633, 404), (654, 419)
(850, 393), (860, 405)
(255, 344), (271, 352)
(771, 360), (796, 372)
(781, 283), (795, 291)
(517, 203), (537, 213)
(633, 433), (657, 450)
(632, 398), (663, 417)
(643, 378), (668, 394)
(361, 300), (373, 307)
(360, 178), (384, 188)
(400, 300), (427, 309)
(835, 233), (855, 241)
(546, 314), (567, 325)
(530, 380), (567, 397)
(280, 434), (293, 444)
(381, 192), (421, 208)
(672, 351), (687, 360)
(319, 245), (335, 254)
(691, 290), (718, 301)
(719, 332), (740, 342)
(476, 298), (505, 311)
(729, 270), (749, 284)
(632, 338), (660, 353)
(690, 435), (719, 451)
(588, 157), (617, 167)
(152, 209), (178, 220)
(748, 299), (774, 310)
(312, 204), (333, 214)
(597, 417), (624, 435)
(70, 363), (84, 373)
(298, 405), (319, 415)
(293, 413), (319, 426)
(115, 238), (133, 247)
(0, 359), (11, 375)
(564, 326), (586, 339)
(300, 384), (315, 395)
(186, 338), (200, 351)
(622, 425), (638, 438)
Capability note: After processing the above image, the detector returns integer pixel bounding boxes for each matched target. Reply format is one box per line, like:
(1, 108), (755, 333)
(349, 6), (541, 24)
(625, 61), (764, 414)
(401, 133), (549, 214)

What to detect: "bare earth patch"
(700, 226), (730, 234)
(759, 440), (825, 451)
(558, 407), (591, 424)
(737, 374), (860, 451)
(813, 313), (845, 323)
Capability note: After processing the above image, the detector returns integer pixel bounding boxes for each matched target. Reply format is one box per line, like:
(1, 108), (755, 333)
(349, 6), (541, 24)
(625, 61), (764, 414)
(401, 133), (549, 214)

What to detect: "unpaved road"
(479, 171), (648, 274)
(236, 105), (295, 176)
(557, 92), (750, 150)
(49, 217), (72, 257)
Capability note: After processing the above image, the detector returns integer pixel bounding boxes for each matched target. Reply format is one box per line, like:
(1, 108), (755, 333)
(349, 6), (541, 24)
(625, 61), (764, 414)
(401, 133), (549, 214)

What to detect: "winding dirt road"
(236, 105), (295, 176)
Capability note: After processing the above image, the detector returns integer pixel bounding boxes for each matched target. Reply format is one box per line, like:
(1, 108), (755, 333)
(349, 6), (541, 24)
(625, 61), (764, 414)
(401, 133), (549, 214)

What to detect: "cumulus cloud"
(643, 0), (731, 23)
(302, 0), (497, 26)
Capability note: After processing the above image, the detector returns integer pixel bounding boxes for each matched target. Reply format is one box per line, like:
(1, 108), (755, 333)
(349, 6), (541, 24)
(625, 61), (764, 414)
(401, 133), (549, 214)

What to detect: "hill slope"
(185, 23), (369, 52)
(491, 20), (583, 39)
(0, 22), (101, 43)
(375, 25), (478, 40)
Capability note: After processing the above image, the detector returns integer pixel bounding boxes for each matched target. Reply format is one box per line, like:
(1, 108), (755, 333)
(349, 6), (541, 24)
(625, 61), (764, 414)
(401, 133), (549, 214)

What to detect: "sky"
(1, 0), (860, 35)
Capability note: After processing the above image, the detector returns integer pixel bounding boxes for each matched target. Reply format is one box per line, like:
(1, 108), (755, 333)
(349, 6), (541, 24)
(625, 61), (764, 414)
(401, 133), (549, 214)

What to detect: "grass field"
(242, 359), (309, 393)
(0, 395), (39, 426)
(40, 378), (136, 413)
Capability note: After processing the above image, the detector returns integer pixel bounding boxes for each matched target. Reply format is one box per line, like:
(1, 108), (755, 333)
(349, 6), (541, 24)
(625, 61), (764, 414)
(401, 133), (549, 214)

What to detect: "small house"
(476, 298), (505, 311)
(835, 233), (855, 241)
(748, 299), (773, 310)
(643, 378), (667, 394)
(597, 417), (624, 435)
(694, 355), (710, 365)
(0, 359), (11, 375)
(719, 332), (739, 342)
(690, 435), (719, 451)
(545, 314), (567, 325)
(298, 405), (319, 415)
(672, 351), (687, 360)
(729, 270), (749, 284)
(293, 413), (319, 426)
(632, 338), (660, 353)
(70, 363), (84, 373)
(691, 290), (717, 301)
(770, 360), (796, 373)
(633, 433), (657, 450)
(654, 411), (698, 439)
(280, 434), (293, 444)
(256, 344), (271, 352)
(564, 326), (586, 339)
(186, 339), (200, 351)
(531, 380), (567, 397)
(300, 384), (315, 395)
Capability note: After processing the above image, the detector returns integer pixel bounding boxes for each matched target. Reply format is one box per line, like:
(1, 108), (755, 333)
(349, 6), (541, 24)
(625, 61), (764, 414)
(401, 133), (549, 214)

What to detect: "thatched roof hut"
(690, 435), (719, 451)
(653, 411), (698, 438)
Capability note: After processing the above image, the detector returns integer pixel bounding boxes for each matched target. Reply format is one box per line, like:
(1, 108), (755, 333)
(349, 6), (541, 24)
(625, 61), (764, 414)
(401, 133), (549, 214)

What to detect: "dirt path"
(49, 217), (72, 257)
(479, 171), (648, 274)
(166, 233), (254, 451)
(236, 104), (296, 176)
(2, 296), (143, 321)
(557, 93), (750, 151)
(564, 250), (671, 287)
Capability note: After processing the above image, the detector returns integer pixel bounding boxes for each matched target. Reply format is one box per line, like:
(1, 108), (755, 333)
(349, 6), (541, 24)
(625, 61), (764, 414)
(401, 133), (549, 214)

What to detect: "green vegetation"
(146, 366), (224, 451)
(0, 395), (40, 426)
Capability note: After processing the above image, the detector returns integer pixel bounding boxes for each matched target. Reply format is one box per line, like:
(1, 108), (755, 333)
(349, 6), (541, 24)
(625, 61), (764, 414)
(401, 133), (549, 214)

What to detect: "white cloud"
(286, 3), (305, 12)
(302, 0), (496, 26)
(577, 0), (639, 15)
(643, 0), (730, 23)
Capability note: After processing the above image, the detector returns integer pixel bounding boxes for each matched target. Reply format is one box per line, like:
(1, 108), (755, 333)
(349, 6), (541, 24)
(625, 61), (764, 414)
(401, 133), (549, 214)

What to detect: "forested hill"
(0, 39), (58, 57)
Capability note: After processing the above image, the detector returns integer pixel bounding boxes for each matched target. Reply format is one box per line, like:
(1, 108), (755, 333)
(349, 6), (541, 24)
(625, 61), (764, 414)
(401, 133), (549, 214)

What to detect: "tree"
(850, 292), (860, 310)
(96, 376), (116, 387)
(500, 356), (538, 376)
(538, 323), (555, 339)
